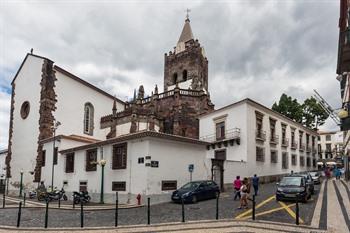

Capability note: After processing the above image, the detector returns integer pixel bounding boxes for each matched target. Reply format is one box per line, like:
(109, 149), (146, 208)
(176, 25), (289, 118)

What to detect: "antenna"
(313, 89), (341, 125)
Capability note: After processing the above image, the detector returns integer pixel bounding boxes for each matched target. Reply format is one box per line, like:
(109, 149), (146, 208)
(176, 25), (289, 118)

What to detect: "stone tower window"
(20, 101), (30, 119)
(183, 70), (188, 81)
(173, 73), (178, 84)
(84, 103), (94, 135)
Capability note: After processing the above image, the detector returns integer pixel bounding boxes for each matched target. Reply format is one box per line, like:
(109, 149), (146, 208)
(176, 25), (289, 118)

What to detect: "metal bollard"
(181, 197), (185, 223)
(58, 196), (61, 208)
(73, 198), (75, 209)
(23, 193), (26, 208)
(295, 195), (299, 225)
(80, 200), (84, 228)
(216, 193), (219, 220)
(147, 197), (150, 225)
(2, 194), (5, 208)
(44, 200), (49, 228)
(115, 192), (118, 227)
(16, 202), (22, 228)
(252, 195), (256, 220)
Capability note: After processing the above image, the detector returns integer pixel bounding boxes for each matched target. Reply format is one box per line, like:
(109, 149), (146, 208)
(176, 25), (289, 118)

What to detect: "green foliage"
(272, 94), (303, 123)
(302, 97), (329, 129)
(272, 93), (329, 130)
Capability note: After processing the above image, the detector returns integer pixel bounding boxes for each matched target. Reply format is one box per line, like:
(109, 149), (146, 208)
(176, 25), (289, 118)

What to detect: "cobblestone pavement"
(0, 182), (320, 228)
(0, 220), (328, 233)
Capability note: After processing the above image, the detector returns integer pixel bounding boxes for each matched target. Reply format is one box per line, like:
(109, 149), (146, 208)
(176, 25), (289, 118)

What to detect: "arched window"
(84, 103), (94, 135)
(182, 70), (188, 81)
(173, 73), (178, 84)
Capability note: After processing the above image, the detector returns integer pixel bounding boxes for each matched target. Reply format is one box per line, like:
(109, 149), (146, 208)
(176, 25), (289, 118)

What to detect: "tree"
(302, 97), (329, 130)
(272, 94), (303, 123)
(272, 94), (329, 130)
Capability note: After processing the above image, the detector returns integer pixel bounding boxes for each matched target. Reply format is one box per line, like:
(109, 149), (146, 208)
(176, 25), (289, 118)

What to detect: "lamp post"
(99, 159), (106, 204)
(19, 169), (23, 197)
(51, 120), (61, 190)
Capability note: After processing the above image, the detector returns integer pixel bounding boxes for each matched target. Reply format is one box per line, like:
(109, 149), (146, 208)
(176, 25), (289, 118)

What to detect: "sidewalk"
(0, 219), (328, 233)
(3, 195), (143, 210)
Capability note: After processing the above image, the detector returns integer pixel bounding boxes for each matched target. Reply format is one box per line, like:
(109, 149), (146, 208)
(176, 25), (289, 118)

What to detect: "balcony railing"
(281, 138), (289, 147)
(256, 130), (266, 141)
(200, 128), (240, 143)
(299, 143), (305, 151)
(291, 140), (298, 149)
(269, 134), (279, 145)
(306, 145), (311, 152)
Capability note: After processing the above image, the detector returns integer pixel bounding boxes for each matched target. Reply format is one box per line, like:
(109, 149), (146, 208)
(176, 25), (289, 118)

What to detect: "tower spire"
(177, 11), (194, 44)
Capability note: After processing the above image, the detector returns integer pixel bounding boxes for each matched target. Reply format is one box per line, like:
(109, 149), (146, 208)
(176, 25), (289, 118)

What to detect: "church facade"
(5, 17), (317, 204)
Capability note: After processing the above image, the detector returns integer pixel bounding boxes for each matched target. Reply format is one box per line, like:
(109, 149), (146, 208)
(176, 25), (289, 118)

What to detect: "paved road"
(0, 182), (320, 228)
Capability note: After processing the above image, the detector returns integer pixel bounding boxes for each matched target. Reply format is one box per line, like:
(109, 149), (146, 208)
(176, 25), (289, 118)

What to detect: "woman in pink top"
(233, 176), (242, 200)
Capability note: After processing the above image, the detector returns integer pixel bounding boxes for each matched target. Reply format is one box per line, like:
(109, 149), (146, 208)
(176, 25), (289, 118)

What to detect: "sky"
(0, 0), (342, 149)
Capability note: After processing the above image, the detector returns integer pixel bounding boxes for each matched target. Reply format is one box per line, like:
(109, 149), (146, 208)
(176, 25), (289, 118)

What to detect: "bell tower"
(164, 15), (208, 92)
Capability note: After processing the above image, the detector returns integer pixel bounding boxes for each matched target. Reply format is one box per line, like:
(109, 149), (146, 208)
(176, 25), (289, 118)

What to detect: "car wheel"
(302, 195), (308, 203)
(191, 195), (197, 203)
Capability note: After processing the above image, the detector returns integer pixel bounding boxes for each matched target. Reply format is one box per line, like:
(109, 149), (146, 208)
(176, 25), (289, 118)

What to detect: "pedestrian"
(252, 174), (259, 196)
(38, 181), (46, 192)
(233, 176), (242, 201)
(291, 170), (294, 175)
(336, 167), (341, 180)
(237, 178), (248, 209)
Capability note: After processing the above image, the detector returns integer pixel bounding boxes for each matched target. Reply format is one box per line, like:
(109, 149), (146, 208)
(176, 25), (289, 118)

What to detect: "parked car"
(171, 180), (220, 203)
(309, 171), (321, 185)
(276, 175), (311, 203)
(292, 173), (315, 194)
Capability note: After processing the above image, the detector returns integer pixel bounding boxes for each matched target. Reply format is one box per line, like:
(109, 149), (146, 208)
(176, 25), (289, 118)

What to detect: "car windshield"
(280, 177), (302, 186)
(181, 182), (202, 189)
(309, 172), (318, 176)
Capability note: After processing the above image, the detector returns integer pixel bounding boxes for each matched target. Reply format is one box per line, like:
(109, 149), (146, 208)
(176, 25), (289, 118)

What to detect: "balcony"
(281, 138), (289, 147)
(256, 130), (266, 142)
(291, 140), (298, 150)
(299, 143), (305, 151)
(200, 128), (241, 150)
(306, 145), (311, 153)
(269, 134), (279, 145)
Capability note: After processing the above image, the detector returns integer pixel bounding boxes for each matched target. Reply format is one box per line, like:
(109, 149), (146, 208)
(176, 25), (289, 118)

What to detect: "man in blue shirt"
(252, 174), (259, 196)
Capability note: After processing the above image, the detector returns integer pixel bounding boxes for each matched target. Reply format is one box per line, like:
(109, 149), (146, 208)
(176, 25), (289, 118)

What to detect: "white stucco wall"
(10, 56), (44, 188)
(53, 136), (208, 204)
(54, 70), (124, 140)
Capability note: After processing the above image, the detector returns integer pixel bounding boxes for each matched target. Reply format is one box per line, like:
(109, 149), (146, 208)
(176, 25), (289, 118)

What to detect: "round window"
(20, 101), (30, 119)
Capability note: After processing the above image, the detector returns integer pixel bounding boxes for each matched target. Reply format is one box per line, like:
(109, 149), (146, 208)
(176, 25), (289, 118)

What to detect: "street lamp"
(19, 169), (23, 197)
(51, 120), (61, 190)
(99, 159), (107, 204)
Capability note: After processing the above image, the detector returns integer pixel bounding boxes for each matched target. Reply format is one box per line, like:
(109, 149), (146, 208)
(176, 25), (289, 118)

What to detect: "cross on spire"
(185, 8), (191, 21)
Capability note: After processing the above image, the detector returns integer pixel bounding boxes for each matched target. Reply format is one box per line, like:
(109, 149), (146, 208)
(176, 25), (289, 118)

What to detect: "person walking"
(237, 178), (248, 209)
(233, 176), (242, 201)
(252, 174), (259, 196)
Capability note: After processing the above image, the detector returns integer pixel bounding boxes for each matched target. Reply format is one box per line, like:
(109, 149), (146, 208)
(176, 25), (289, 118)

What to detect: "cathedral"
(4, 16), (316, 204)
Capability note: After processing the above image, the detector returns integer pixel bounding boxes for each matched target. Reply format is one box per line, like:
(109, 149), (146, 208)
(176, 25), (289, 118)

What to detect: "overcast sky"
(0, 0), (341, 149)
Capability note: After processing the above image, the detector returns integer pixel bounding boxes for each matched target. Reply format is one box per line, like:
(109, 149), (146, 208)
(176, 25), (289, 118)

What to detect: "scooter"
(29, 190), (37, 199)
(73, 191), (91, 204)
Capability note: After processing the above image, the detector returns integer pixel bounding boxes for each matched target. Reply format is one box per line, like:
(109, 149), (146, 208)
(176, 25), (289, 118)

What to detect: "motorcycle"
(73, 191), (91, 204)
(46, 187), (68, 201)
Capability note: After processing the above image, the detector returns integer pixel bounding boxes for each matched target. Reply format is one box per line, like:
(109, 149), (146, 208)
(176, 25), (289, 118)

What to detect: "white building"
(199, 99), (318, 190)
(6, 53), (124, 191)
(317, 131), (343, 160)
(5, 16), (318, 204)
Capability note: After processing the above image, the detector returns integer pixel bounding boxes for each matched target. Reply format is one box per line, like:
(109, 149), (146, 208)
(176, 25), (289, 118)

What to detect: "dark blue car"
(171, 180), (220, 203)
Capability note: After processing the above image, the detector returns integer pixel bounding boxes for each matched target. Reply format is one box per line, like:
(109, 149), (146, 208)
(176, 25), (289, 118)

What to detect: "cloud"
(0, 0), (341, 148)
